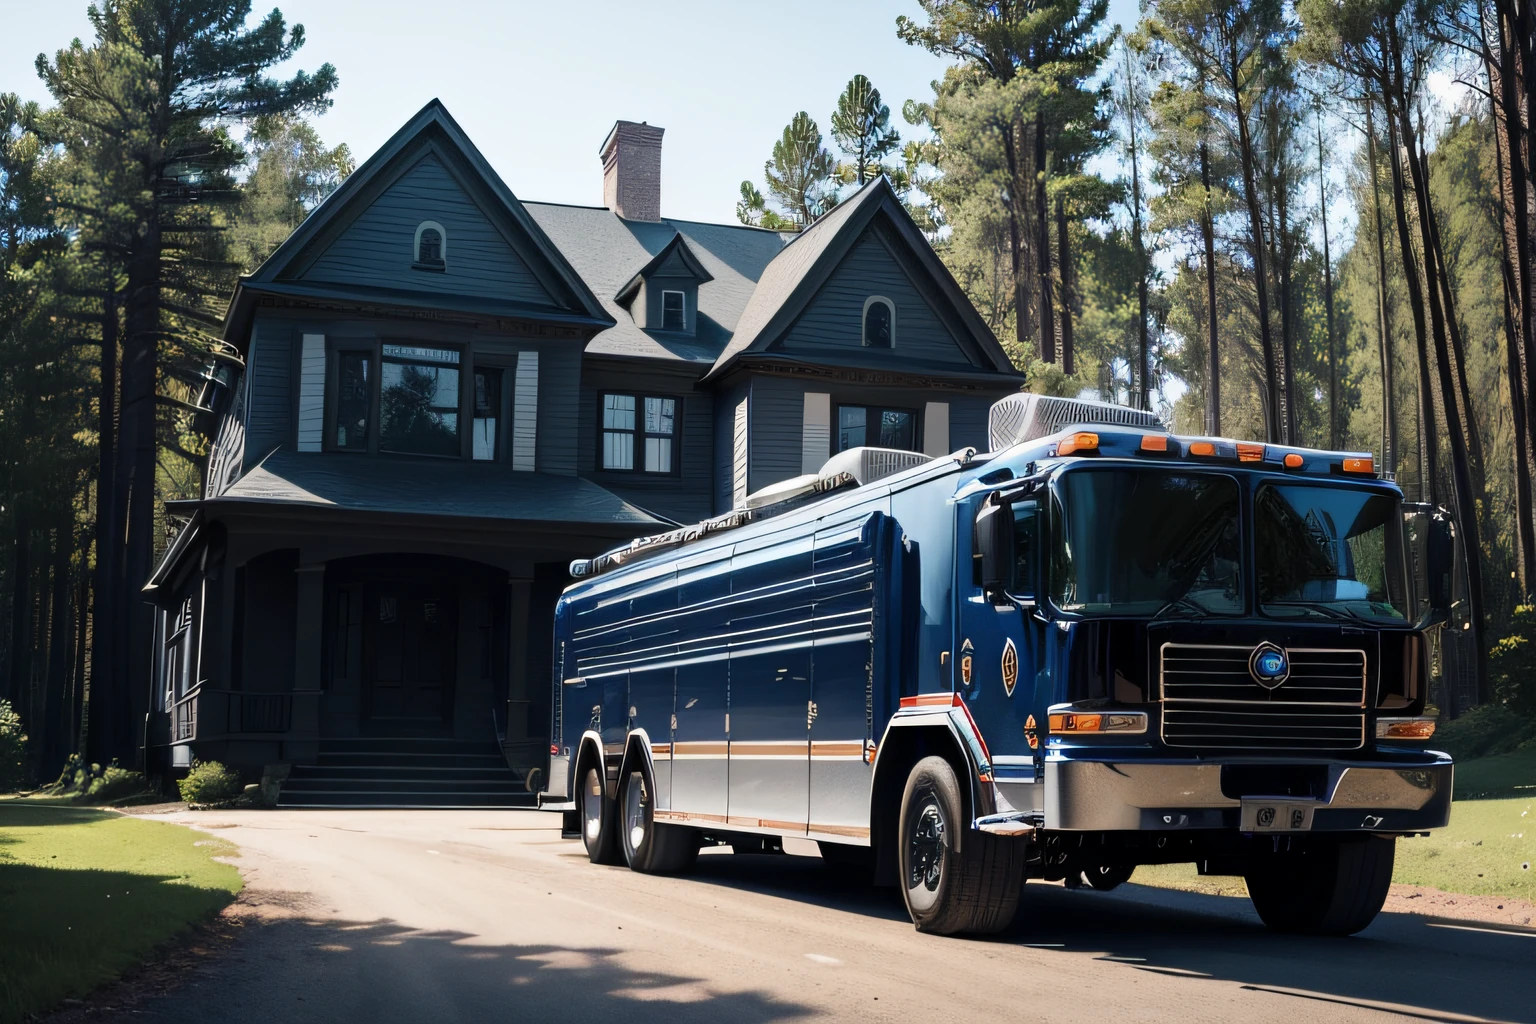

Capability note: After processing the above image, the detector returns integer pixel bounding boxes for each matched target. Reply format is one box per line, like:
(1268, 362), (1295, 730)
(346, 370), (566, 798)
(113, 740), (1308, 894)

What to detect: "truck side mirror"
(975, 501), (1014, 593)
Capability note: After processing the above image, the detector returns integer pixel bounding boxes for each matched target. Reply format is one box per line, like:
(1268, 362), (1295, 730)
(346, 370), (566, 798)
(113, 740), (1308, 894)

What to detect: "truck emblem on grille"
(1248, 642), (1290, 689)
(1001, 638), (1019, 696)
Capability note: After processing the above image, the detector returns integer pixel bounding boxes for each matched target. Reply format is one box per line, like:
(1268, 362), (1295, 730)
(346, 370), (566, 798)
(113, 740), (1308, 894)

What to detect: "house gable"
(702, 177), (1017, 383)
(238, 100), (610, 330)
(775, 221), (971, 365)
(295, 150), (559, 308)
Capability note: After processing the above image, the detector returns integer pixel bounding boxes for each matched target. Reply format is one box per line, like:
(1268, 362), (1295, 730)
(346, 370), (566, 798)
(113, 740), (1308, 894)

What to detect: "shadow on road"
(682, 851), (1534, 1023)
(132, 914), (814, 1024)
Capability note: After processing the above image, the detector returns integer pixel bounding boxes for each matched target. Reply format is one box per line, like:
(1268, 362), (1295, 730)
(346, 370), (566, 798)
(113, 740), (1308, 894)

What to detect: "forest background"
(3, 0), (1535, 784)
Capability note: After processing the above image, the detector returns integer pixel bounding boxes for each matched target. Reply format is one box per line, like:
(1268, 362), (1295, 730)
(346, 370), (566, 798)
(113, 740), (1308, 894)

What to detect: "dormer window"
(863, 296), (894, 348)
(661, 290), (686, 331)
(414, 221), (447, 271)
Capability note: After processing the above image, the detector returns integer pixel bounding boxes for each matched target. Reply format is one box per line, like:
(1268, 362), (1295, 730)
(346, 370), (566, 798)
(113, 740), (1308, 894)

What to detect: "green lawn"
(0, 804), (242, 1024)
(1453, 745), (1536, 800)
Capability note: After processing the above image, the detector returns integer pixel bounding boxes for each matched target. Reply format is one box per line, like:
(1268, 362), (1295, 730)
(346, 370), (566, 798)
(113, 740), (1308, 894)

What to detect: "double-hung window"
(333, 351), (372, 451)
(380, 344), (461, 457)
(837, 404), (917, 452)
(601, 393), (678, 473)
(661, 290), (686, 331)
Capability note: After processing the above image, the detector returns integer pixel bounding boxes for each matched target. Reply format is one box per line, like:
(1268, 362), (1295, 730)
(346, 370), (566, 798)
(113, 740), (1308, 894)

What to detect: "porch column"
(288, 562), (326, 762)
(505, 575), (531, 740)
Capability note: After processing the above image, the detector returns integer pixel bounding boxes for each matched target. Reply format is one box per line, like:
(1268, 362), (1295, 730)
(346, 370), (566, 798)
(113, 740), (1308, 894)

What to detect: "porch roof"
(169, 450), (668, 529)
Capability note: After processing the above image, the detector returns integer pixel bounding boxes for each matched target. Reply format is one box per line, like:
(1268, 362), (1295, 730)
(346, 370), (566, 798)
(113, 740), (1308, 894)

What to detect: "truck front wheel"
(897, 756), (1023, 935)
(1244, 835), (1395, 936)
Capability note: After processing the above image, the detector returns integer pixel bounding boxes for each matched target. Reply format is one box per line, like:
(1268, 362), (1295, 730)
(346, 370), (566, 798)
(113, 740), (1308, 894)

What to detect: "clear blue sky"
(3, 0), (1141, 224)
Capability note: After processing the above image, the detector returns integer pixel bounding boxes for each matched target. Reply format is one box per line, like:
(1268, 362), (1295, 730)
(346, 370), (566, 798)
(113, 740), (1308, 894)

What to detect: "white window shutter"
(923, 401), (950, 457)
(732, 398), (749, 507)
(297, 334), (325, 452)
(513, 350), (539, 471)
(801, 392), (831, 474)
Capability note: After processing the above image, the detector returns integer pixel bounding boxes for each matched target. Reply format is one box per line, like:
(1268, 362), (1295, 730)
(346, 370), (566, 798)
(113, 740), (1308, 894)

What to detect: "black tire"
(897, 755), (1023, 935)
(578, 764), (622, 865)
(1084, 864), (1135, 891)
(1244, 836), (1395, 936)
(618, 765), (699, 874)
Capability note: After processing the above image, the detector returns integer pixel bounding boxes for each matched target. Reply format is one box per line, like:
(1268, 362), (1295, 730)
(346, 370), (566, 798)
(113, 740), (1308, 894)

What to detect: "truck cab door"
(957, 497), (1042, 772)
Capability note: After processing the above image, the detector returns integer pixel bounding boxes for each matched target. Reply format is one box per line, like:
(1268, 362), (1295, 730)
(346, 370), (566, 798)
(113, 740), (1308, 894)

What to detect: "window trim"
(413, 220), (447, 271)
(597, 391), (682, 476)
(862, 295), (896, 348)
(835, 402), (921, 454)
(660, 289), (687, 332)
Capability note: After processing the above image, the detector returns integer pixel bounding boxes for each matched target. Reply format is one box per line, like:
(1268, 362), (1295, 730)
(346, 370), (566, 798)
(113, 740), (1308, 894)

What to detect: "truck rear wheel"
(897, 756), (1023, 935)
(579, 765), (622, 865)
(1244, 835), (1395, 936)
(619, 766), (699, 874)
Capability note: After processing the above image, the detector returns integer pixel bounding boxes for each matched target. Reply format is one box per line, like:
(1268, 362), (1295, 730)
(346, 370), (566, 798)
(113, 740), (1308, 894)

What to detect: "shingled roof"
(526, 203), (791, 364)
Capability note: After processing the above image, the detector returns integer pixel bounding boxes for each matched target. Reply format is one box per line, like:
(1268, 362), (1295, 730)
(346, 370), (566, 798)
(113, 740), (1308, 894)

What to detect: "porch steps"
(277, 737), (535, 809)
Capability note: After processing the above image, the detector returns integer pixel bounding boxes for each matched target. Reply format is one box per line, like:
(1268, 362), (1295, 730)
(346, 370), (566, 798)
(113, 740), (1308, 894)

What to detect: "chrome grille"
(1160, 643), (1366, 751)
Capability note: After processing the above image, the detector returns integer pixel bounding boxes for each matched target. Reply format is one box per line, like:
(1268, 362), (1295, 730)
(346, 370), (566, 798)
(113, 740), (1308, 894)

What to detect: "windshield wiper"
(1153, 594), (1210, 620)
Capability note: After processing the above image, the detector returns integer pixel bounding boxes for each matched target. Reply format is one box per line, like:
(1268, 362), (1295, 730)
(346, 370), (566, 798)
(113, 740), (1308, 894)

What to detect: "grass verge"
(0, 804), (241, 1024)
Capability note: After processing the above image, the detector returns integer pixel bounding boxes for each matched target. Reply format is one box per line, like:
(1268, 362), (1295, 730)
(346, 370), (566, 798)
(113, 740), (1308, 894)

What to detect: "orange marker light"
(1283, 453), (1304, 469)
(1377, 718), (1436, 740)
(1188, 441), (1216, 456)
(1140, 434), (1169, 452)
(1237, 442), (1265, 462)
(1057, 431), (1100, 456)
(1049, 713), (1103, 733)
(1342, 456), (1375, 474)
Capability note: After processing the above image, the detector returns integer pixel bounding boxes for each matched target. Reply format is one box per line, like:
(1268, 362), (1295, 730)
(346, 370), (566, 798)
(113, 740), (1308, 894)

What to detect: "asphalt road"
(126, 809), (1532, 1024)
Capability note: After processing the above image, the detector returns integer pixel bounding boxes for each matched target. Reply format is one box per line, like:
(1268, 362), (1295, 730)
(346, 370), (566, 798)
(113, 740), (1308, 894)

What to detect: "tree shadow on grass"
(0, 864), (234, 1024)
(127, 914), (815, 1024)
(0, 804), (116, 828)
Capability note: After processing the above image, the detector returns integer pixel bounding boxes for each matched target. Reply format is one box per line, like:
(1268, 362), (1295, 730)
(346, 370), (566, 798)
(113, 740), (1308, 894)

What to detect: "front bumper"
(1043, 752), (1453, 833)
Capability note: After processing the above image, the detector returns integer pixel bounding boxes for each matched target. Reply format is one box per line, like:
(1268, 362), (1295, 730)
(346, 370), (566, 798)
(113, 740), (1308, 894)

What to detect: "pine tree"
(761, 112), (838, 228)
(36, 0), (337, 763)
(831, 75), (902, 186)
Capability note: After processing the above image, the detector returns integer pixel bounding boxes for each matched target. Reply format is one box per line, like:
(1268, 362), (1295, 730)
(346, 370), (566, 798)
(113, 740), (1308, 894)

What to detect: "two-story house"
(143, 101), (1022, 806)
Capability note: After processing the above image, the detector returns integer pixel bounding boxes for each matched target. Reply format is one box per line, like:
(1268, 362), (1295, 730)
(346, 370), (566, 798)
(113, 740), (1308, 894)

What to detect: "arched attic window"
(863, 296), (895, 348)
(414, 221), (447, 270)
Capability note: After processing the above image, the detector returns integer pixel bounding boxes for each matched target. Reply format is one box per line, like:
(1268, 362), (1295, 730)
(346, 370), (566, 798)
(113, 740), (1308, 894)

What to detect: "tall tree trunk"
(1379, 65), (1440, 500)
(41, 527), (72, 781)
(1201, 135), (1220, 436)
(1126, 81), (1150, 408)
(1227, 30), (1280, 441)
(7, 508), (31, 709)
(1318, 108), (1338, 450)
(1391, 24), (1489, 704)
(1003, 125), (1032, 361)
(1277, 183), (1297, 445)
(1365, 95), (1399, 481)
(1490, 4), (1536, 592)
(1056, 196), (1075, 376)
(1035, 111), (1055, 365)
(89, 286), (119, 764)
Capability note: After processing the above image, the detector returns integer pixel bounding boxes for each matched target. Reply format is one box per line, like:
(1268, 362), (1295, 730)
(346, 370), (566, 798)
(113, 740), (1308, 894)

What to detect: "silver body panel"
(1044, 754), (1453, 833)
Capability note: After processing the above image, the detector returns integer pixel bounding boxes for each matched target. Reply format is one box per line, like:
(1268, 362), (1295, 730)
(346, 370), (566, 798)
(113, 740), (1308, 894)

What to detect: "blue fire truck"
(539, 394), (1455, 937)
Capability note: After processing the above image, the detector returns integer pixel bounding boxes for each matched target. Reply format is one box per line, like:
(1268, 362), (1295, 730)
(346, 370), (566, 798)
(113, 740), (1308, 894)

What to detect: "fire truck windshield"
(1255, 483), (1408, 623)
(1050, 468), (1242, 617)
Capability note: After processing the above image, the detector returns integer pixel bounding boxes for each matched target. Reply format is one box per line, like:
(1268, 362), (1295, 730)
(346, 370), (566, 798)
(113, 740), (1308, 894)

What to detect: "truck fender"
(617, 729), (658, 800)
(573, 731), (609, 800)
(869, 711), (997, 872)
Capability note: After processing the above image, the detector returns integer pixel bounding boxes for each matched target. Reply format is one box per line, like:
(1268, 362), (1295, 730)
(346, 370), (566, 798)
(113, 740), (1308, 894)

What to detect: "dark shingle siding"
(778, 229), (969, 365)
(302, 154), (556, 308)
(245, 320), (292, 464)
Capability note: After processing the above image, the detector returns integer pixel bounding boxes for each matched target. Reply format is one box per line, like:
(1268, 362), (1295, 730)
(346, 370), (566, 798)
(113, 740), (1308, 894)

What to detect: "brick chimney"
(600, 120), (664, 222)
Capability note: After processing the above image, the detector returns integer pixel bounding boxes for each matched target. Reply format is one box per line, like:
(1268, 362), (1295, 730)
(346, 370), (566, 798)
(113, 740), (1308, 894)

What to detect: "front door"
(364, 584), (457, 726)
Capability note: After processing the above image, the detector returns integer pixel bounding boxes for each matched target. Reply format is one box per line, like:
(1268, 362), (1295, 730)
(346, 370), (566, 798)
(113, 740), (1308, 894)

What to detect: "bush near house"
(36, 755), (156, 805)
(0, 701), (28, 793)
(177, 760), (243, 806)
